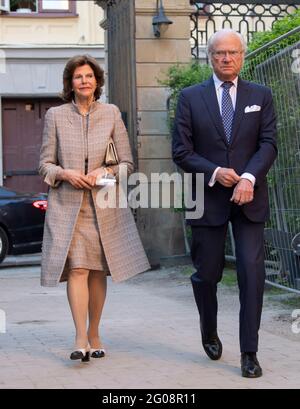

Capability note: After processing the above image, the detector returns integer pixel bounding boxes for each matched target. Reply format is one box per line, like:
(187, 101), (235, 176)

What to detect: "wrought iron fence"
(190, 1), (299, 58)
(237, 27), (300, 293)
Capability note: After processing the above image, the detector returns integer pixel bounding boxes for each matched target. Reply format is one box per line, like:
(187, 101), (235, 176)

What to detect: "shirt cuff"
(208, 167), (221, 187)
(241, 172), (256, 186)
(44, 166), (63, 188)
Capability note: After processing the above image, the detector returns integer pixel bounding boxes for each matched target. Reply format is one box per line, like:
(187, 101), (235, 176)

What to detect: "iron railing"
(190, 1), (299, 58)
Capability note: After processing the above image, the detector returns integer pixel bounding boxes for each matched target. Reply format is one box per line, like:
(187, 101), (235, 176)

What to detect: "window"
(6, 0), (75, 14)
(10, 1), (37, 12)
(0, 0), (9, 11)
(40, 0), (70, 12)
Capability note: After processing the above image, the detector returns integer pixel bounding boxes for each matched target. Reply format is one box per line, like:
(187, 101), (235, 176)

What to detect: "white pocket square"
(244, 105), (261, 113)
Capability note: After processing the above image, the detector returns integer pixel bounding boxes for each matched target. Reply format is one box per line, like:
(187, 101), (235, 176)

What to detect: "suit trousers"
(190, 205), (265, 352)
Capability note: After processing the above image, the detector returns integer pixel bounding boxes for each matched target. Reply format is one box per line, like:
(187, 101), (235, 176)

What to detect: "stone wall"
(97, 0), (195, 264)
(135, 0), (194, 262)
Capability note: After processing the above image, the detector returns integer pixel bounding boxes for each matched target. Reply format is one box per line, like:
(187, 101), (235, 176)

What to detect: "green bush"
(161, 62), (212, 104)
(161, 62), (212, 130)
(242, 9), (300, 80)
(247, 9), (300, 52)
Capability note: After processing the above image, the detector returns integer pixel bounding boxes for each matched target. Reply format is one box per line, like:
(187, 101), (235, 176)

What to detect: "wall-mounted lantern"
(152, 0), (173, 38)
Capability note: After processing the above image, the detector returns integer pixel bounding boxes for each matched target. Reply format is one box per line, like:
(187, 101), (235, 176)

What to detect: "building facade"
(0, 0), (105, 193)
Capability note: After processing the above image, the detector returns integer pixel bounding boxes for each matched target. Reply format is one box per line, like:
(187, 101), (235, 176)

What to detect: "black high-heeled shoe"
(90, 348), (106, 359)
(70, 348), (90, 362)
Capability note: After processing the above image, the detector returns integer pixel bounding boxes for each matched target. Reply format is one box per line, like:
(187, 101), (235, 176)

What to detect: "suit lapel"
(230, 78), (251, 145)
(201, 77), (227, 143)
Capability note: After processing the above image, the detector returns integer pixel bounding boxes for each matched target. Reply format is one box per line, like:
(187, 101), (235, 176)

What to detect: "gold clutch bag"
(105, 137), (119, 166)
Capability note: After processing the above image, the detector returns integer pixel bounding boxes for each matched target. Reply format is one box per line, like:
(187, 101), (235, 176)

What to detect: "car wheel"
(0, 227), (9, 263)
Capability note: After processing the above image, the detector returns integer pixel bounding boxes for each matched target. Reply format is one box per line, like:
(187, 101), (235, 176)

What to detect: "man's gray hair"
(207, 29), (247, 57)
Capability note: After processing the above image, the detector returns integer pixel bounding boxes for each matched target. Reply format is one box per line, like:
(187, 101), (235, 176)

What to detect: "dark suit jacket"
(172, 76), (277, 226)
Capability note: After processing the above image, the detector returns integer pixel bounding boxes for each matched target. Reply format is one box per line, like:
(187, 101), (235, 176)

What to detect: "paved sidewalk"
(0, 253), (41, 268)
(0, 265), (299, 389)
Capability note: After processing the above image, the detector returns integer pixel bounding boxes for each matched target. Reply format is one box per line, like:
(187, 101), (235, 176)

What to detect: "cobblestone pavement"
(0, 265), (299, 389)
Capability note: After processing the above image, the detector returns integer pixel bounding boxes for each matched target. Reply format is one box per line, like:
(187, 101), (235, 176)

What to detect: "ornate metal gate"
(96, 0), (138, 164)
(190, 1), (299, 59)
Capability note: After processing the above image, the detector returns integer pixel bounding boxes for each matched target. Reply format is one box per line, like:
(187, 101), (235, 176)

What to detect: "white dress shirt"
(208, 74), (256, 187)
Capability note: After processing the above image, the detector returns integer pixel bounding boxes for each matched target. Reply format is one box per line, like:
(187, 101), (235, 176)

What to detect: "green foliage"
(242, 8), (300, 80)
(180, 265), (194, 276)
(247, 9), (300, 53)
(161, 62), (212, 104)
(279, 295), (300, 308)
(160, 62), (212, 131)
(222, 269), (238, 287)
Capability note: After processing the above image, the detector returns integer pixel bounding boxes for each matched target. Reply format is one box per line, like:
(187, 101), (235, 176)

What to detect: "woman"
(39, 55), (150, 362)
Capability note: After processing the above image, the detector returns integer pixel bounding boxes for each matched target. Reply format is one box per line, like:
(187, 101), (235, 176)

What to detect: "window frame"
(38, 0), (75, 14)
(1, 0), (77, 16)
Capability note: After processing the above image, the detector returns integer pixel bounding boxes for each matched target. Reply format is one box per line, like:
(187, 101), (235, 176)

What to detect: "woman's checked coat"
(39, 102), (150, 287)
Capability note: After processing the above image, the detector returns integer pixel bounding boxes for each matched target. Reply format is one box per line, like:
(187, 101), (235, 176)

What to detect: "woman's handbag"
(105, 137), (119, 166)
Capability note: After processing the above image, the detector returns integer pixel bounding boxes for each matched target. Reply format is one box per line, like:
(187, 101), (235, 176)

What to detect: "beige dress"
(67, 112), (109, 273)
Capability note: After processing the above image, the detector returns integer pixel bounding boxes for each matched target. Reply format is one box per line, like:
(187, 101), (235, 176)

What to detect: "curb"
(0, 253), (41, 268)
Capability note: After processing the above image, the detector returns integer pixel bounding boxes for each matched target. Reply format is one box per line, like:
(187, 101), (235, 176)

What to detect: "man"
(172, 29), (277, 378)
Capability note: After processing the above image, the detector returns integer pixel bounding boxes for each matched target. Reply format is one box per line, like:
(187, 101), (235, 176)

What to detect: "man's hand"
(230, 178), (254, 205)
(215, 168), (241, 187)
(61, 169), (93, 190)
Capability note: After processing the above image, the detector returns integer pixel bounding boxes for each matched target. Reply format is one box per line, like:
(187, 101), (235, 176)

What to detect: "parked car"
(0, 187), (47, 263)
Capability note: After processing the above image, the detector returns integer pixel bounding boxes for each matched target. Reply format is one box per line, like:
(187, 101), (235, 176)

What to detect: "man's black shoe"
(241, 352), (262, 378)
(202, 332), (222, 360)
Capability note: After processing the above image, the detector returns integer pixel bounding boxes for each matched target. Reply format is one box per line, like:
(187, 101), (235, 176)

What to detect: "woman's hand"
(86, 167), (114, 187)
(61, 169), (93, 189)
